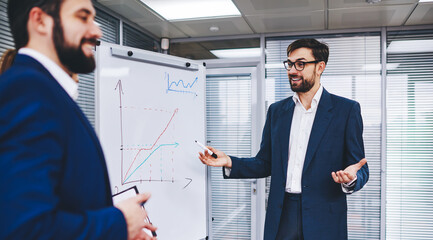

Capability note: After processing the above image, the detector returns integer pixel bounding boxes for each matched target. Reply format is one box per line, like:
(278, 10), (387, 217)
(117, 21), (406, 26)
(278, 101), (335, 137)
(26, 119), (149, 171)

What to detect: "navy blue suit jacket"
(0, 54), (127, 239)
(225, 89), (369, 240)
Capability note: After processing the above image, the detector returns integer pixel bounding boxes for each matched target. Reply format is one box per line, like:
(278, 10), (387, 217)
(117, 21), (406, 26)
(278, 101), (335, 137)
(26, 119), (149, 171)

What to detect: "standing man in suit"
(0, 0), (156, 239)
(199, 38), (369, 240)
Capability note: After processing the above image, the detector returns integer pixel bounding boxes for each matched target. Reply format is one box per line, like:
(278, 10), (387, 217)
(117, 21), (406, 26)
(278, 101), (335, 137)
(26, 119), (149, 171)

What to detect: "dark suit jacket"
(0, 54), (127, 239)
(225, 88), (369, 240)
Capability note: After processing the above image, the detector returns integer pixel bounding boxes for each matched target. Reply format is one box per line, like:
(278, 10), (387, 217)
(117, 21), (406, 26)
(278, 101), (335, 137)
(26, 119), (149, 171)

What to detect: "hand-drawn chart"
(96, 43), (207, 240)
(166, 72), (199, 96)
(116, 79), (179, 185)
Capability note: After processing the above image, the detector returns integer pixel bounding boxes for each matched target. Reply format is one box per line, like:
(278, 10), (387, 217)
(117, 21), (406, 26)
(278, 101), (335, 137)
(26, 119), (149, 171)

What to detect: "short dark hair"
(7, 0), (63, 49)
(287, 38), (329, 64)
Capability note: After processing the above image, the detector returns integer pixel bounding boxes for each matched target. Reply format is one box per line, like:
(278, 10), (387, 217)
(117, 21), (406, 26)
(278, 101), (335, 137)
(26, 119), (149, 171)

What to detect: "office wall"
(1, 1), (433, 238)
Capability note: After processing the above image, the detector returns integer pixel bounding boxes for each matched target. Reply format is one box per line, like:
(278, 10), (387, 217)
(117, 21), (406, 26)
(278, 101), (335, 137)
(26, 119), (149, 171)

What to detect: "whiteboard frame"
(94, 41), (209, 240)
(110, 46), (200, 71)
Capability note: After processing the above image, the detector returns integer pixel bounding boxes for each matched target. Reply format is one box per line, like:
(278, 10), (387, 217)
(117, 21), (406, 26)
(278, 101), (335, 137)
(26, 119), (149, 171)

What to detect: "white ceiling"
(96, 0), (433, 39)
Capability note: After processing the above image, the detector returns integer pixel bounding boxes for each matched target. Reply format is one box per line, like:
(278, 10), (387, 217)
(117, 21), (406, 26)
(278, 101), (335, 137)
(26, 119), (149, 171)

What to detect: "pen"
(140, 201), (157, 237)
(195, 140), (218, 159)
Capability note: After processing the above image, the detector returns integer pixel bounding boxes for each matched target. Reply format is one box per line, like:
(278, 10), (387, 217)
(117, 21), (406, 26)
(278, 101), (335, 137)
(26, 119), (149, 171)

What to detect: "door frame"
(204, 57), (266, 240)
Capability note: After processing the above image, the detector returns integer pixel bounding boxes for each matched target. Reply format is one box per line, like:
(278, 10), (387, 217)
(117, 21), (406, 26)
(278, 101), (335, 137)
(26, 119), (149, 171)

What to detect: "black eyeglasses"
(283, 60), (322, 71)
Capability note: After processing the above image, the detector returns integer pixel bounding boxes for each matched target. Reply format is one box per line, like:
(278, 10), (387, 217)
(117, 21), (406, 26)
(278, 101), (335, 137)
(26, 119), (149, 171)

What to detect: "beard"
(289, 70), (316, 93)
(52, 20), (97, 74)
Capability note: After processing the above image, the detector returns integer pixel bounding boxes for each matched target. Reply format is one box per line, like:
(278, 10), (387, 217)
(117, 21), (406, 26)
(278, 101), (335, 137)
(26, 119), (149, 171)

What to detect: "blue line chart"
(166, 72), (198, 95)
(123, 142), (179, 184)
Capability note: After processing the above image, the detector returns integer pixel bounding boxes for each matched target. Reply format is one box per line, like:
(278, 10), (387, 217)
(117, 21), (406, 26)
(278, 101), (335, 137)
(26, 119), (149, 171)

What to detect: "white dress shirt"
(225, 83), (355, 193)
(285, 85), (323, 193)
(18, 48), (79, 100)
(285, 84), (356, 194)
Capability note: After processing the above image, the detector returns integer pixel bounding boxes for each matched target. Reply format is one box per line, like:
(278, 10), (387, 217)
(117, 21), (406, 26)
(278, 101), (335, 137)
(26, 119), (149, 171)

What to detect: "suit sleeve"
(223, 103), (274, 179)
(0, 76), (127, 240)
(344, 102), (369, 193)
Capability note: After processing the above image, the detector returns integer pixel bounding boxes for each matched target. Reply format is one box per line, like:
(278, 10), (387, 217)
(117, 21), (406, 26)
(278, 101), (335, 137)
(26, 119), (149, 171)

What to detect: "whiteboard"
(95, 42), (207, 240)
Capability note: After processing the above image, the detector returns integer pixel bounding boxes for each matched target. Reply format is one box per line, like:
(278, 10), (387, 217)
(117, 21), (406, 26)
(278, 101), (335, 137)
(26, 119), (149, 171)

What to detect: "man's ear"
(27, 7), (53, 35)
(316, 61), (326, 76)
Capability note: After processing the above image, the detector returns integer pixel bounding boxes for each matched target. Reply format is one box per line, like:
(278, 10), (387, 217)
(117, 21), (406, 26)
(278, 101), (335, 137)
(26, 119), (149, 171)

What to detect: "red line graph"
(123, 108), (179, 180)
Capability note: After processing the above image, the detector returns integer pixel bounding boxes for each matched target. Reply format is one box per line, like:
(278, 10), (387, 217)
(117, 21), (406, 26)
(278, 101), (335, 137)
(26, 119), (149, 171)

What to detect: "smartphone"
(112, 186), (157, 237)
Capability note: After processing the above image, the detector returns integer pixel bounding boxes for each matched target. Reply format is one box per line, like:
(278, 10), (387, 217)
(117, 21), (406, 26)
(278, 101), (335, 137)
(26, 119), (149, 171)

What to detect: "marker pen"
(140, 201), (157, 237)
(195, 140), (218, 159)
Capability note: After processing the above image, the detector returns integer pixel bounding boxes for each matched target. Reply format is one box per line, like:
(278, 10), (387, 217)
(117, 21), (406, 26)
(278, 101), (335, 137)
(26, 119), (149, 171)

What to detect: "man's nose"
(288, 66), (299, 75)
(89, 20), (102, 39)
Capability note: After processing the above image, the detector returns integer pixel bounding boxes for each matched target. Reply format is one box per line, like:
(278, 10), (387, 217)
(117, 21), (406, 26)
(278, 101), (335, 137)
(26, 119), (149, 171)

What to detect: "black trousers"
(276, 192), (304, 240)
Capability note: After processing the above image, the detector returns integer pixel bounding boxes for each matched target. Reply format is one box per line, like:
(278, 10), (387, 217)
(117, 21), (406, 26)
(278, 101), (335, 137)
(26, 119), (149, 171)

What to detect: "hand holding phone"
(113, 186), (157, 238)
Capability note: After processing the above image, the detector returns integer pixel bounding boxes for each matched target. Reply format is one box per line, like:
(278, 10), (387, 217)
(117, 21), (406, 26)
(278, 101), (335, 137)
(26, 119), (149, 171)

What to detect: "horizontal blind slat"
(386, 29), (433, 239)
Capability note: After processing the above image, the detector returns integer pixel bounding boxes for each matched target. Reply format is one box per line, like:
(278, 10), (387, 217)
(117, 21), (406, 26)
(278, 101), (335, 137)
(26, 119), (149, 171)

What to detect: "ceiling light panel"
(140, 0), (241, 21)
(387, 39), (433, 53)
(211, 48), (261, 58)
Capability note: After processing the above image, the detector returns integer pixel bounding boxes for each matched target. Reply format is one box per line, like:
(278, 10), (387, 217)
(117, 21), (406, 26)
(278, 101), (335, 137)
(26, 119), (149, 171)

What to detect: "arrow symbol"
(183, 178), (192, 189)
(123, 142), (180, 183)
(115, 79), (125, 184)
(115, 79), (124, 94)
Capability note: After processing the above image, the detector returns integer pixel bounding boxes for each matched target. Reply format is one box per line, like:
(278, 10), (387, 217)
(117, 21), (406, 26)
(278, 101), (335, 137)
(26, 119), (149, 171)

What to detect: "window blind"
(123, 23), (157, 52)
(0, 0), (14, 54)
(206, 74), (252, 239)
(386, 29), (433, 240)
(265, 34), (382, 239)
(95, 9), (120, 44)
(76, 8), (120, 127)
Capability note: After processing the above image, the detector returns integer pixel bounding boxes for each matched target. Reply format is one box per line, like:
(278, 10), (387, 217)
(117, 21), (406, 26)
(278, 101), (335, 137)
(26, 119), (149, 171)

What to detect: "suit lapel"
(70, 100), (107, 161)
(48, 68), (112, 199)
(280, 98), (295, 180)
(302, 89), (334, 173)
(70, 103), (113, 200)
(20, 55), (106, 164)
(17, 54), (113, 200)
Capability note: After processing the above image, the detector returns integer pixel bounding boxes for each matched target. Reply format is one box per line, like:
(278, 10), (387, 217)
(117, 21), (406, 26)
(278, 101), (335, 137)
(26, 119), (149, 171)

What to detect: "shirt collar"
(292, 84), (324, 110)
(18, 48), (79, 100)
